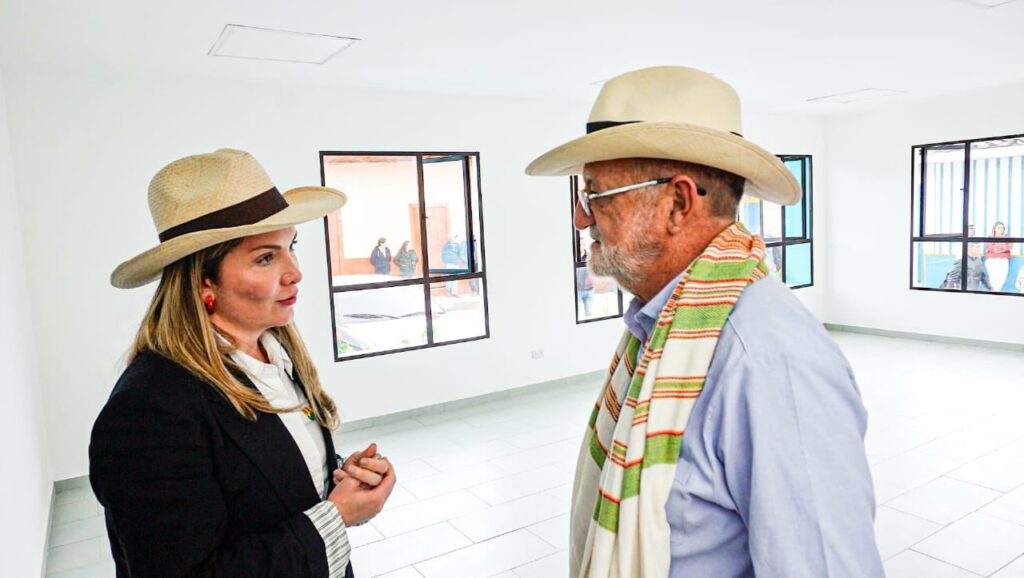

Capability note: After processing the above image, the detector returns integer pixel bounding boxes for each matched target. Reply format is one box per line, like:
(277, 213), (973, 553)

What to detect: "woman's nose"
(283, 253), (302, 285)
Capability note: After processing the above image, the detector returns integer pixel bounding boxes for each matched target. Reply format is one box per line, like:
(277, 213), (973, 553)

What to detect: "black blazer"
(89, 349), (354, 577)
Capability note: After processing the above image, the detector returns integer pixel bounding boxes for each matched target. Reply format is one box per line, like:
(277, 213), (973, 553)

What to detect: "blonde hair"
(129, 239), (338, 428)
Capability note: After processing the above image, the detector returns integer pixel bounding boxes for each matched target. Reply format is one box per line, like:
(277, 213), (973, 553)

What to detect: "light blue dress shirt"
(625, 274), (884, 578)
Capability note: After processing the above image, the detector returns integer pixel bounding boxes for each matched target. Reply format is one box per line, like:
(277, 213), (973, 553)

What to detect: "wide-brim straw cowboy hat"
(111, 148), (346, 289)
(525, 66), (802, 205)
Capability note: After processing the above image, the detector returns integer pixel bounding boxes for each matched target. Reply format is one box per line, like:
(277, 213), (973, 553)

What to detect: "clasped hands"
(326, 442), (396, 527)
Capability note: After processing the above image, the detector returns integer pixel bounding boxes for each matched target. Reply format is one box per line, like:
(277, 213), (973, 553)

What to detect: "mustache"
(589, 227), (602, 243)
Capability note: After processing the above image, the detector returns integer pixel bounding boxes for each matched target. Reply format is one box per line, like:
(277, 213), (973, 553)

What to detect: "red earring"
(203, 295), (215, 314)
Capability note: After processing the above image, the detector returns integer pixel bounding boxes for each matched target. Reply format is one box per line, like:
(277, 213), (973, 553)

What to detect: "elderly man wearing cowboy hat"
(527, 67), (883, 578)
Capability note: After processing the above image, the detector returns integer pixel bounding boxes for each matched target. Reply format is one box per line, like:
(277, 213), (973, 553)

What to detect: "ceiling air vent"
(807, 88), (905, 104)
(208, 24), (358, 65)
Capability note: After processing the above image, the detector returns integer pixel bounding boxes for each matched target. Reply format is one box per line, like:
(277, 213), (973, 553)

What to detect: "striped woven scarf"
(570, 222), (769, 578)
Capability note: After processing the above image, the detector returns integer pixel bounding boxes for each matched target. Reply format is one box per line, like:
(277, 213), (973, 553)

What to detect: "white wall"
(746, 111), (829, 318)
(3, 70), (826, 480)
(825, 82), (1024, 345)
(0, 65), (52, 577)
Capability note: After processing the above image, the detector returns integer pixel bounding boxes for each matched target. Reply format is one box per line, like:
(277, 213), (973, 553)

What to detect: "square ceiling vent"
(208, 24), (358, 64)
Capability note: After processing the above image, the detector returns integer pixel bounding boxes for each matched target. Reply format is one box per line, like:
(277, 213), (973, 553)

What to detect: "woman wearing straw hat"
(90, 149), (394, 577)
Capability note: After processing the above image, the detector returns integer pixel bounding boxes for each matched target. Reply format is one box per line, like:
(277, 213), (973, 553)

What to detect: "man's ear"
(667, 175), (700, 235)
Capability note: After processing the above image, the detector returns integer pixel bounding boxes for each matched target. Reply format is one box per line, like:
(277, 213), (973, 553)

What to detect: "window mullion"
(416, 155), (436, 345)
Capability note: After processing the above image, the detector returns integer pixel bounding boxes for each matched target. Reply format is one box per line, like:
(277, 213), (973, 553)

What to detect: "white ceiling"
(1, 0), (1022, 115)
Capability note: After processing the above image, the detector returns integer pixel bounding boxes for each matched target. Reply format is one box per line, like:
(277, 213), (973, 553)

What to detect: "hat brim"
(110, 186), (346, 289)
(525, 122), (802, 205)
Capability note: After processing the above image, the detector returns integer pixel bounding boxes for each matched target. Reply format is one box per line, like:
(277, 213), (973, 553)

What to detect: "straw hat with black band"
(111, 148), (346, 289)
(525, 65), (802, 205)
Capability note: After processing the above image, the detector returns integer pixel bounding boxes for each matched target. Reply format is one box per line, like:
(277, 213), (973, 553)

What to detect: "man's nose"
(574, 200), (595, 230)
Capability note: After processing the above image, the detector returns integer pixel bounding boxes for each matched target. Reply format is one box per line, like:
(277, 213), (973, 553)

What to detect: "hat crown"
(589, 66), (742, 134)
(148, 148), (275, 234)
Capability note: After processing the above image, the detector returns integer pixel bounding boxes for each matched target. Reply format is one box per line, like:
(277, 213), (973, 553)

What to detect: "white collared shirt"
(228, 332), (329, 499)
(220, 332), (349, 577)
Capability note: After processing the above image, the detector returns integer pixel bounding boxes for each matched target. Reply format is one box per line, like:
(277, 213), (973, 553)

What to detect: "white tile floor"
(45, 331), (1024, 577)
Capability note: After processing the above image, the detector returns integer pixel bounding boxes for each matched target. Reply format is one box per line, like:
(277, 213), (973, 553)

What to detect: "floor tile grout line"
(366, 481), (570, 543)
(48, 512), (104, 532)
(507, 548), (570, 576)
(463, 469), (576, 504)
(945, 471), (1021, 494)
(915, 438), (1020, 470)
(900, 549), (986, 576)
(877, 506), (951, 562)
(403, 523), (547, 575)
(525, 526), (564, 550)
(400, 456), (574, 503)
(876, 439), (1024, 504)
(869, 425), (1003, 468)
(988, 551), (1024, 577)
(451, 510), (569, 545)
(883, 475), (1008, 526)
(412, 526), (562, 573)
(358, 521), (474, 577)
(898, 503), (1024, 567)
(447, 521), (476, 544)
(47, 531), (108, 552)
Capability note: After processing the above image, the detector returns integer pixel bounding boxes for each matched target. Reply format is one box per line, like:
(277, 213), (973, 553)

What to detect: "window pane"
(913, 241), (963, 290)
(576, 265), (622, 322)
(967, 138), (1024, 239)
(784, 242), (812, 287)
(915, 144), (967, 237)
(571, 177), (604, 265)
(423, 154), (473, 278)
(784, 198), (805, 238)
(737, 197), (762, 235)
(323, 155), (422, 286)
(433, 272), (483, 299)
(430, 280), (487, 343)
(784, 157), (805, 187)
(765, 245), (783, 280)
(986, 242), (1023, 293)
(762, 201), (783, 241)
(783, 157), (808, 239)
(912, 146), (923, 237)
(333, 285), (428, 357)
(577, 227), (597, 263)
(571, 176), (588, 262)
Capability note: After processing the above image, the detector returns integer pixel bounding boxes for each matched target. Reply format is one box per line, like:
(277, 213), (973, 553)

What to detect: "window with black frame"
(737, 155), (814, 288)
(320, 152), (489, 360)
(911, 135), (1024, 296)
(570, 175), (626, 323)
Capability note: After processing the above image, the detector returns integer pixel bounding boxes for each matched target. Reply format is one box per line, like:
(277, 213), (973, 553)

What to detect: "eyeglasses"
(576, 176), (706, 217)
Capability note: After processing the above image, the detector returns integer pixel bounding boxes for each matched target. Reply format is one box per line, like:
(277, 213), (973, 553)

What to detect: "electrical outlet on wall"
(531, 349), (545, 360)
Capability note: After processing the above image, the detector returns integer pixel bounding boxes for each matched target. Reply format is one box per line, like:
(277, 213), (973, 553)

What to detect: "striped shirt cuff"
(303, 501), (351, 578)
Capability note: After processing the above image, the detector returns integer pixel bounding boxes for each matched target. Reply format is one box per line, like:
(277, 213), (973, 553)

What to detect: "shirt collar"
(259, 332), (294, 378)
(220, 331), (294, 381)
(625, 270), (687, 343)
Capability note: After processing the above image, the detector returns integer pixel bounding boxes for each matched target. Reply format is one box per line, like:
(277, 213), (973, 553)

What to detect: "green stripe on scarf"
(589, 430), (607, 469)
(594, 493), (620, 533)
(688, 259), (759, 281)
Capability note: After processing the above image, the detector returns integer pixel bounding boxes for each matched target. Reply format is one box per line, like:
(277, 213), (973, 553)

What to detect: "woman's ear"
(200, 276), (216, 299)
